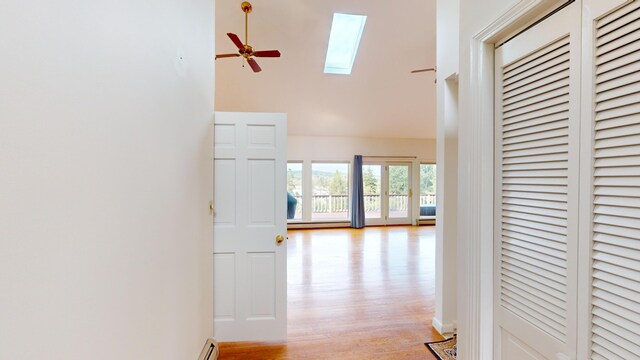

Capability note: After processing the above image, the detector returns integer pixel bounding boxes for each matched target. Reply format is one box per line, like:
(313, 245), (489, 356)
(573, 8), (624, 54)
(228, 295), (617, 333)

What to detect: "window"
(324, 13), (367, 75)
(287, 162), (303, 220)
(419, 164), (436, 217)
(312, 163), (349, 220)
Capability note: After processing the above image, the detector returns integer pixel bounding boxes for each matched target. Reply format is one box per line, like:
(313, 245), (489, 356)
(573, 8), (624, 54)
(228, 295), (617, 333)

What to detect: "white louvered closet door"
(587, 1), (640, 359)
(494, 3), (580, 359)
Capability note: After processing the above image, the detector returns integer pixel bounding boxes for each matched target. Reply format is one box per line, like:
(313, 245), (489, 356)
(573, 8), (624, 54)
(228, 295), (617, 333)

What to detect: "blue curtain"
(351, 155), (365, 228)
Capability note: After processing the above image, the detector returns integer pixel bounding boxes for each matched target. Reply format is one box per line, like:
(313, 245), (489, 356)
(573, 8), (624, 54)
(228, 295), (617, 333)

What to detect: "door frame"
(362, 161), (414, 226)
(385, 162), (413, 225)
(459, 1), (580, 359)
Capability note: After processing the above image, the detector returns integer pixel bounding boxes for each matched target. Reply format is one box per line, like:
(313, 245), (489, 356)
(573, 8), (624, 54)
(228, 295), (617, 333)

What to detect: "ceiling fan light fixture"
(215, 1), (281, 73)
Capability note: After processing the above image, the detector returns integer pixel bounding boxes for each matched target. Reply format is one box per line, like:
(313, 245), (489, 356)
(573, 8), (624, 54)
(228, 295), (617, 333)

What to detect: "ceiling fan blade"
(247, 58), (262, 72)
(253, 50), (281, 58)
(215, 53), (241, 59)
(227, 33), (244, 50)
(411, 67), (436, 74)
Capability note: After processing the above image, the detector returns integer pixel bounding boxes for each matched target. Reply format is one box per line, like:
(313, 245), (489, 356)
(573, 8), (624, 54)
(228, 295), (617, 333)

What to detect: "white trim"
(460, 1), (568, 359)
(577, 4), (594, 357)
(432, 316), (457, 335)
(287, 221), (351, 230)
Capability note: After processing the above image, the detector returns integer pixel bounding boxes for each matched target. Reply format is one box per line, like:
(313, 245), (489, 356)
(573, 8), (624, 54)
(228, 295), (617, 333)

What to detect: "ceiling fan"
(410, 67), (436, 74)
(215, 1), (281, 73)
(411, 66), (437, 83)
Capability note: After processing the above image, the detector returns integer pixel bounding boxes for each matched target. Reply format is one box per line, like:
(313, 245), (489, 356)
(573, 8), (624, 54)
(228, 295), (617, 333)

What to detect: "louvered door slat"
(593, 261), (640, 287)
(503, 237), (567, 261)
(503, 137), (569, 153)
(597, 14), (640, 45)
(597, 1), (640, 33)
(503, 110), (569, 131)
(595, 123), (640, 139)
(504, 37), (570, 75)
(595, 92), (640, 112)
(592, 340), (627, 360)
(503, 228), (568, 250)
(595, 27), (640, 57)
(498, 34), (573, 344)
(596, 38), (640, 65)
(595, 102), (640, 121)
(504, 78), (571, 107)
(594, 232), (640, 249)
(504, 72), (571, 103)
(593, 317), (640, 354)
(503, 208), (568, 226)
(597, 50), (640, 75)
(592, 4), (640, 358)
(596, 70), (640, 92)
(593, 296), (640, 326)
(502, 287), (566, 322)
(594, 155), (640, 167)
(593, 326), (640, 358)
(502, 249), (567, 276)
(504, 53), (571, 87)
(503, 255), (568, 284)
(596, 60), (640, 84)
(503, 183), (568, 194)
(593, 306), (640, 336)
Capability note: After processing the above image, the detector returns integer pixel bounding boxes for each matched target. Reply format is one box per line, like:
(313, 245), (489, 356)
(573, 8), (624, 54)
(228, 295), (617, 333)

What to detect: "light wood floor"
(218, 226), (444, 359)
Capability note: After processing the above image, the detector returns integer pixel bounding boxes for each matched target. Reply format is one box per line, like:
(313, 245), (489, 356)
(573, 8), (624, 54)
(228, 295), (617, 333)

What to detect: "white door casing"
(213, 112), (287, 342)
(494, 3), (580, 359)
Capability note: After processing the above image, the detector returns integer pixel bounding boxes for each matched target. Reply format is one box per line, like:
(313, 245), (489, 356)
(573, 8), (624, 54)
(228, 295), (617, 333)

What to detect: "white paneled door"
(213, 112), (287, 342)
(494, 3), (580, 359)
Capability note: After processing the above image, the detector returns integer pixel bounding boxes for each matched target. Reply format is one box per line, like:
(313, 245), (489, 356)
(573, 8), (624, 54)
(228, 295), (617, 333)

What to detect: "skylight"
(324, 13), (367, 75)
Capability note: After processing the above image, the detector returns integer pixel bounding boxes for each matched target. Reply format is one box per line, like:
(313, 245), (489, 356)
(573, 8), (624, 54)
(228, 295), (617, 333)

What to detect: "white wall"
(434, 0), (460, 335)
(289, 135), (436, 162)
(0, 1), (214, 359)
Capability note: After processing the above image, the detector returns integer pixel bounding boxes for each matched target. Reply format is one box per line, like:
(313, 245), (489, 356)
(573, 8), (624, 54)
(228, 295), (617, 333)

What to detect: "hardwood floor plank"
(218, 226), (444, 359)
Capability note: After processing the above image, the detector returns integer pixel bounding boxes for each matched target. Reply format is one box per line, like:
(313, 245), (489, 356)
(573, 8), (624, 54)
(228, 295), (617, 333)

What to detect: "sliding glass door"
(386, 163), (412, 225)
(362, 164), (383, 225)
(362, 162), (412, 226)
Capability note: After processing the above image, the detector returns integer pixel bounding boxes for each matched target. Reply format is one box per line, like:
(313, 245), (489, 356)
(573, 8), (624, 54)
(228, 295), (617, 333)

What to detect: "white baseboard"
(287, 221), (351, 230)
(432, 317), (456, 336)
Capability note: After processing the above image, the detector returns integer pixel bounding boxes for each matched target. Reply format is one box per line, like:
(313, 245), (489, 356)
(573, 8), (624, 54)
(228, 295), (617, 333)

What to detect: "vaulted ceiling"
(215, 0), (436, 139)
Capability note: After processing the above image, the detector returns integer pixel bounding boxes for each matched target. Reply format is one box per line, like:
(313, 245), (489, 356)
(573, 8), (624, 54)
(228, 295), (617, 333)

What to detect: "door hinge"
(209, 201), (216, 216)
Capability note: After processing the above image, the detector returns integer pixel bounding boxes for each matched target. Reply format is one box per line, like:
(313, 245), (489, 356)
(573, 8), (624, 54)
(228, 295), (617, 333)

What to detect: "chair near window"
(287, 192), (298, 220)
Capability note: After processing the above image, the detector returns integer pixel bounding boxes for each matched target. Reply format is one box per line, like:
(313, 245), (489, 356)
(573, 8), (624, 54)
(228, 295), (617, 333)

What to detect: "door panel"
(586, 1), (640, 359)
(213, 112), (287, 342)
(363, 164), (383, 223)
(388, 164), (411, 221)
(494, 3), (580, 359)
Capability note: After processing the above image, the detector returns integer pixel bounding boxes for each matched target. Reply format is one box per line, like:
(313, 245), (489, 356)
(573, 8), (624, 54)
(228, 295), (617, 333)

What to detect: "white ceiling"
(215, 0), (436, 139)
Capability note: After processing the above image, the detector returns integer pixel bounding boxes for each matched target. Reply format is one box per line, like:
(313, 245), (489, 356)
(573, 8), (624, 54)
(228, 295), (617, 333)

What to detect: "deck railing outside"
(302, 193), (437, 214)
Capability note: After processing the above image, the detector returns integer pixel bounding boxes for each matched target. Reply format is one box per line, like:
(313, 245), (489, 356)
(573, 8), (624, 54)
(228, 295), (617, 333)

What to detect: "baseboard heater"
(198, 338), (218, 360)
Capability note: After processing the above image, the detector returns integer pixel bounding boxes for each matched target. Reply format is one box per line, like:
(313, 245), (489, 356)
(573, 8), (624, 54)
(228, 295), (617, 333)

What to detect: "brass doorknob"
(276, 235), (285, 245)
